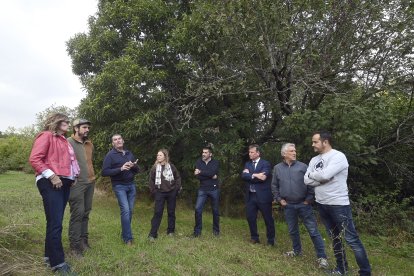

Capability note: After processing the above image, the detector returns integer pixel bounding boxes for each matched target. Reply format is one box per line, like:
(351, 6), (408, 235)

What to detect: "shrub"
(0, 163), (7, 174)
(353, 191), (414, 239)
(0, 136), (33, 173)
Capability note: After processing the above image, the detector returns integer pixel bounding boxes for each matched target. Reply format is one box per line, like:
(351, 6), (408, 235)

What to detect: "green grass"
(1, 171), (413, 275)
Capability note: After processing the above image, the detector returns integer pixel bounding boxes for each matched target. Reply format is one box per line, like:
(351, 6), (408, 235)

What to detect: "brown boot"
(81, 238), (91, 251)
(70, 244), (84, 259)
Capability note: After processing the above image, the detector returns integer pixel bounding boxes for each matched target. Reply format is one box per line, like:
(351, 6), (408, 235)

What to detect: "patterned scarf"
(67, 141), (80, 177)
(155, 163), (174, 189)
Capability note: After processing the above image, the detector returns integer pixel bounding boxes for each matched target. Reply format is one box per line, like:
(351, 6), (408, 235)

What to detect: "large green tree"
(67, 0), (195, 175)
(67, 0), (414, 208)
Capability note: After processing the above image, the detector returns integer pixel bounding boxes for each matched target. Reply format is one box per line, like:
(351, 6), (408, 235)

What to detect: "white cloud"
(0, 0), (97, 132)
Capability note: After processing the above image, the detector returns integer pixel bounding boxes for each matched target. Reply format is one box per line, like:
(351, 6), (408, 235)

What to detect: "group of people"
(242, 133), (371, 275)
(29, 112), (371, 275)
(101, 136), (220, 242)
(29, 114), (94, 274)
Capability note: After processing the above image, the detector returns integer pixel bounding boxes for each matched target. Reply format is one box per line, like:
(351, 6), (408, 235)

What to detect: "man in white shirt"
(304, 130), (371, 276)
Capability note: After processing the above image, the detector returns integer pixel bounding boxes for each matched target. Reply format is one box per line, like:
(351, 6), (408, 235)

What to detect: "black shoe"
(191, 233), (201, 238)
(267, 241), (275, 246)
(213, 231), (220, 237)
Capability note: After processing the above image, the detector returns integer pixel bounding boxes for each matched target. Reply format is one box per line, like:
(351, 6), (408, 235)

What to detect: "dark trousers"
(246, 192), (275, 244)
(149, 189), (177, 238)
(68, 181), (95, 248)
(194, 189), (220, 235)
(37, 177), (72, 268)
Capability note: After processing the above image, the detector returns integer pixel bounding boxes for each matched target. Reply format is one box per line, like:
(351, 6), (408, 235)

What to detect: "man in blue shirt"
(102, 134), (139, 245)
(193, 146), (220, 237)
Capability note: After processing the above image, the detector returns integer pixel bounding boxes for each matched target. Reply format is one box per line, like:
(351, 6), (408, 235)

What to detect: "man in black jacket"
(193, 146), (220, 237)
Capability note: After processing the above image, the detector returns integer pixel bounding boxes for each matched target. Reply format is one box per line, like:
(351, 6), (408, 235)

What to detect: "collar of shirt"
(111, 148), (129, 156)
(203, 158), (212, 165)
(283, 160), (296, 166)
(71, 134), (90, 144)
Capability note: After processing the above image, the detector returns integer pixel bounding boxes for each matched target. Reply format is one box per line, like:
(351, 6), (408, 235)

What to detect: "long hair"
(153, 148), (170, 167)
(42, 113), (69, 133)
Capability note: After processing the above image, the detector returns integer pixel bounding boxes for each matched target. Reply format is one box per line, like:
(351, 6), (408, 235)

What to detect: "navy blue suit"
(241, 159), (275, 244)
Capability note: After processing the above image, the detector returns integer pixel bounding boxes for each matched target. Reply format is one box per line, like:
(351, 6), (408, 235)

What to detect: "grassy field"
(1, 171), (413, 275)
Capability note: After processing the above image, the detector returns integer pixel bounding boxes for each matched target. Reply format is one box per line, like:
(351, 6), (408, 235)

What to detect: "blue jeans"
(37, 177), (72, 268)
(194, 189), (220, 235)
(318, 204), (371, 275)
(284, 203), (326, 258)
(113, 183), (136, 243)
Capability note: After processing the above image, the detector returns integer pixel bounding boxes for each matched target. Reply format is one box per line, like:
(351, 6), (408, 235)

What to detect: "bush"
(353, 191), (414, 239)
(0, 136), (33, 173)
(0, 163), (7, 174)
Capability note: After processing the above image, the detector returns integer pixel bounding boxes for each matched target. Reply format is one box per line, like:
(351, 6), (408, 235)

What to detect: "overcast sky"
(0, 0), (98, 132)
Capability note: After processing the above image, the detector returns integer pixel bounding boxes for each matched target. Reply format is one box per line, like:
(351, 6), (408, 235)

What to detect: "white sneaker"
(317, 257), (329, 269)
(284, 251), (301, 257)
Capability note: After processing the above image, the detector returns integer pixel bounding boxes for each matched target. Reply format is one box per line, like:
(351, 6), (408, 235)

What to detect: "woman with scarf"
(148, 149), (181, 240)
(29, 113), (80, 274)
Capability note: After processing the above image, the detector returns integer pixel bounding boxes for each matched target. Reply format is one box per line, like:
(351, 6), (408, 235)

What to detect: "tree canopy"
(67, 0), (414, 209)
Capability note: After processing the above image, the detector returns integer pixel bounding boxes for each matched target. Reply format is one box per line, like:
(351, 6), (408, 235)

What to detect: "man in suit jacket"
(241, 144), (275, 245)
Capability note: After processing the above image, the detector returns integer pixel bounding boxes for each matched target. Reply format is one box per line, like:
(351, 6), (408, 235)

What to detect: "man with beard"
(304, 130), (371, 275)
(193, 146), (220, 237)
(68, 119), (96, 257)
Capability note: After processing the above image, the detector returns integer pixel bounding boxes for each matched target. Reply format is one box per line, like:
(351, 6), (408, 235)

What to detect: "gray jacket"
(271, 160), (314, 204)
